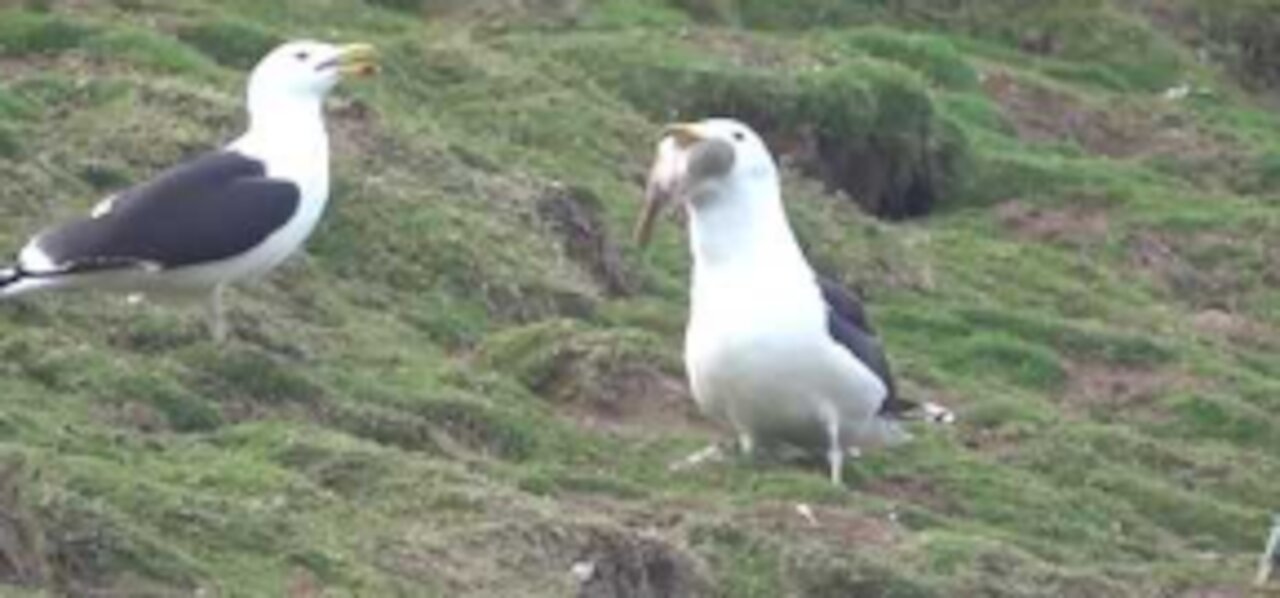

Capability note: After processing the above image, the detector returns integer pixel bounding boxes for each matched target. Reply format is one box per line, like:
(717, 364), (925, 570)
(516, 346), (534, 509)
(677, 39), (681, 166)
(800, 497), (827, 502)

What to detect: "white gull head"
(635, 118), (807, 277)
(245, 40), (377, 122)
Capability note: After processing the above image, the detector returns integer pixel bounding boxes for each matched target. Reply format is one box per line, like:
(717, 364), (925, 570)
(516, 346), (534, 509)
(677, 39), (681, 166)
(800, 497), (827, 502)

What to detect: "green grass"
(0, 0), (1279, 595)
(176, 18), (282, 70)
(0, 11), (93, 56)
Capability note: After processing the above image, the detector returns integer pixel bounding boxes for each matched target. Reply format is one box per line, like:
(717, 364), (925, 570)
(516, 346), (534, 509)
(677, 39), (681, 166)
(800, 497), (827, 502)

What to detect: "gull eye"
(295, 51), (310, 62)
(732, 131), (746, 142)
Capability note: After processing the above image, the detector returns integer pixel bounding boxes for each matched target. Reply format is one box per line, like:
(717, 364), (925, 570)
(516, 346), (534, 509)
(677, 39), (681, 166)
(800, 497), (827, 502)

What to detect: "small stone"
(796, 503), (819, 527)
(571, 560), (596, 583)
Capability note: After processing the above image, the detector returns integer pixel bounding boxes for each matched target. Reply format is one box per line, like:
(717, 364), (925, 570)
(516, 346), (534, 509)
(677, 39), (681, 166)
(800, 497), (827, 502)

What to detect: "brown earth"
(996, 199), (1110, 246)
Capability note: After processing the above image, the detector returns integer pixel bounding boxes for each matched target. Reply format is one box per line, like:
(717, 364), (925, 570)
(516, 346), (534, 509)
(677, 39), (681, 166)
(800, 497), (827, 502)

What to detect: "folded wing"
(818, 276), (918, 416)
(25, 151), (300, 276)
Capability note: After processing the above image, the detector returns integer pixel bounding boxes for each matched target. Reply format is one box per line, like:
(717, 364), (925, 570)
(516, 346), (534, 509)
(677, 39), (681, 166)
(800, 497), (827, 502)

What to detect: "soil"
(996, 200), (1110, 246)
(536, 184), (638, 297)
(982, 69), (1241, 177)
(1062, 361), (1191, 412)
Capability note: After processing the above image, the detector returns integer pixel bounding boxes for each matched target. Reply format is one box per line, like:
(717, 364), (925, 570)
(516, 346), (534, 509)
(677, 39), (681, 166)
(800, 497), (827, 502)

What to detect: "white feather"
(17, 240), (55, 273)
(90, 194), (117, 219)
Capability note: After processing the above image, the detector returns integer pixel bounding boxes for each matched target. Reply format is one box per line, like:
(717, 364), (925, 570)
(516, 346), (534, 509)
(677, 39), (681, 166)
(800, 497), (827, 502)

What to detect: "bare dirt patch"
(287, 567), (323, 598)
(1128, 231), (1203, 298)
(1126, 230), (1276, 312)
(1189, 309), (1280, 351)
(329, 97), (386, 159)
(1061, 361), (1193, 413)
(982, 70), (1241, 173)
(995, 199), (1110, 245)
(1192, 309), (1252, 339)
(536, 184), (638, 297)
(959, 426), (1032, 459)
(771, 503), (900, 546)
(983, 70), (1137, 157)
(862, 475), (963, 516)
(576, 528), (711, 598)
(560, 363), (710, 439)
(378, 519), (712, 598)
(682, 29), (820, 71)
(90, 400), (170, 434)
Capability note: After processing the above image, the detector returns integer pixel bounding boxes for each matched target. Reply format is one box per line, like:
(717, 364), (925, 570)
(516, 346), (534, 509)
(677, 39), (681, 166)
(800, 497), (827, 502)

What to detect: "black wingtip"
(0, 266), (22, 290)
(878, 396), (920, 417)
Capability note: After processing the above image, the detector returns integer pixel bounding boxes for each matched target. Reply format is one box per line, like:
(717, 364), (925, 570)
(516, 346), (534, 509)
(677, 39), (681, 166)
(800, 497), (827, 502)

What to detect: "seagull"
(635, 118), (952, 485)
(0, 40), (378, 341)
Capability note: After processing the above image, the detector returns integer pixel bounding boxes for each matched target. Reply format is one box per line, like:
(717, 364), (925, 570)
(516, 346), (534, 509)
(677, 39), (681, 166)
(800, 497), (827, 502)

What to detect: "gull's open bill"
(329, 43), (380, 77)
(633, 123), (701, 246)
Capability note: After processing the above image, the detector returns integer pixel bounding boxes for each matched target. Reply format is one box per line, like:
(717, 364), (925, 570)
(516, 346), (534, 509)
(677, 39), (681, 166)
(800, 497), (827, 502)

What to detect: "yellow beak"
(663, 122), (705, 148)
(336, 43), (379, 77)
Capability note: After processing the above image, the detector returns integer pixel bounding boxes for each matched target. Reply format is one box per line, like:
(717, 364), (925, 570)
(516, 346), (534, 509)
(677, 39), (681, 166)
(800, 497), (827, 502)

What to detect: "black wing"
(30, 151), (300, 274)
(818, 276), (917, 416)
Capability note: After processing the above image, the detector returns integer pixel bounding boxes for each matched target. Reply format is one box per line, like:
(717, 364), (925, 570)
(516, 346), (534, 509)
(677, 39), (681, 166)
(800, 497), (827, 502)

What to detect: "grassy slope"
(1, 0), (1279, 595)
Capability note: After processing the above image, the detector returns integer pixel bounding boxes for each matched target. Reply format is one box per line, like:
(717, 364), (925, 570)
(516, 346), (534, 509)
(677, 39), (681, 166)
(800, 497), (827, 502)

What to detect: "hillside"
(2, 0), (1280, 595)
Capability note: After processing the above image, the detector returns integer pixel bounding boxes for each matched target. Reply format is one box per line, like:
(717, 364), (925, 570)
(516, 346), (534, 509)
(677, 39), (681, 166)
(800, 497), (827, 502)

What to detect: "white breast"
(225, 126), (331, 280)
(678, 157), (892, 450)
(685, 267), (888, 449)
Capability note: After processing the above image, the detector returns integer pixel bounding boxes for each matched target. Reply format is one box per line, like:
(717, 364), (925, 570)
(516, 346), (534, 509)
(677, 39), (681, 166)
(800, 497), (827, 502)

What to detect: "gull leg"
(207, 284), (228, 343)
(826, 409), (843, 486)
(1257, 514), (1280, 586)
(727, 406), (755, 457)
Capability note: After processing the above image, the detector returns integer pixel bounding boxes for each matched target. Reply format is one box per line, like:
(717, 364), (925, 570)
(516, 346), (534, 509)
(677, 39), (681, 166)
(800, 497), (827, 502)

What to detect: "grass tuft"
(177, 18), (281, 70)
(0, 12), (92, 57)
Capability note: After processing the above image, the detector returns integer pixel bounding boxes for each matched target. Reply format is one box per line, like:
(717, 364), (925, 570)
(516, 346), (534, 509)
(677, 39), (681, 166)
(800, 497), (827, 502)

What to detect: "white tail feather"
(0, 267), (21, 298)
(0, 268), (61, 299)
(921, 401), (956, 424)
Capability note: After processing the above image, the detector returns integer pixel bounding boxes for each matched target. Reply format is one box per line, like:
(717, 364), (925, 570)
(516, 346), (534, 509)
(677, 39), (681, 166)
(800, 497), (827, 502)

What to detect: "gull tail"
(0, 265), (53, 299)
(1, 266), (23, 297)
(857, 396), (955, 451)
(916, 401), (956, 424)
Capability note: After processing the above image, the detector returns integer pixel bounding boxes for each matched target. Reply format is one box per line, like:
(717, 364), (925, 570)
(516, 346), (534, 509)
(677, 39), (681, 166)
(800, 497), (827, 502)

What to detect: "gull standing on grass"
(0, 40), (378, 342)
(635, 118), (952, 485)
